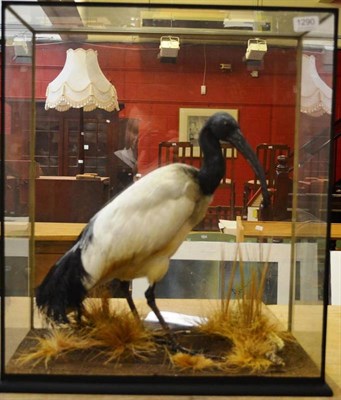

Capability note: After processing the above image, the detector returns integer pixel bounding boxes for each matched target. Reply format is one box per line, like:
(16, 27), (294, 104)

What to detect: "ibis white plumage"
(36, 112), (270, 331)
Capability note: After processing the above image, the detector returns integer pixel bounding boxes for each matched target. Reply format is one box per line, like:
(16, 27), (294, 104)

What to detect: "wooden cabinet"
(5, 160), (40, 216)
(35, 176), (110, 223)
(7, 101), (121, 191)
(5, 101), (140, 220)
(34, 102), (120, 194)
(6, 100), (120, 219)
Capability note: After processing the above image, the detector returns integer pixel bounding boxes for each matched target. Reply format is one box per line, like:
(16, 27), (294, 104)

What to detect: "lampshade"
(45, 48), (119, 112)
(301, 54), (331, 116)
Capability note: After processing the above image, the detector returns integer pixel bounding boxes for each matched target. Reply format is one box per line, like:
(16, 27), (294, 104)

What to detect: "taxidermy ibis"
(36, 112), (270, 333)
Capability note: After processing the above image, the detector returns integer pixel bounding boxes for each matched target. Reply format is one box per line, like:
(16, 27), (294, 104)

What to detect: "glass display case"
(1, 1), (337, 396)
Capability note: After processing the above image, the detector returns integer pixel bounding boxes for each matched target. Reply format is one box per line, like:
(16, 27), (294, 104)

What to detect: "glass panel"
(2, 7), (34, 377)
(98, 124), (108, 156)
(290, 11), (336, 374)
(67, 122), (79, 157)
(1, 2), (336, 394)
(84, 131), (98, 157)
(35, 126), (60, 175)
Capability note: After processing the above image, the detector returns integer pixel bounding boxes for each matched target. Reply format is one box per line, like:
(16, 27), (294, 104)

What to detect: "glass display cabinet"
(1, 2), (337, 396)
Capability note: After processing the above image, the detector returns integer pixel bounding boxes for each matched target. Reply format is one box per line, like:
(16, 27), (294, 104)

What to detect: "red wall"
(7, 42), (341, 202)
(26, 42), (297, 205)
(2, 43), (298, 207)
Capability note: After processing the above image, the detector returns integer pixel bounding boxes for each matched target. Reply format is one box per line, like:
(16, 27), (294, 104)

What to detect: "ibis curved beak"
(227, 130), (270, 208)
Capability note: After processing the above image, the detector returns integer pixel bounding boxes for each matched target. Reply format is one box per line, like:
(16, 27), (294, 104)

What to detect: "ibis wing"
(80, 164), (205, 284)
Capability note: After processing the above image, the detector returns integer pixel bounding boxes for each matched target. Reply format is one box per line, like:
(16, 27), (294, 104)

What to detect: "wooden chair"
(158, 141), (193, 167)
(243, 143), (290, 215)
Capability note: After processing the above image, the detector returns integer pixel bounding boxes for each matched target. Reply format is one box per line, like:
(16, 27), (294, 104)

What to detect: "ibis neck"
(198, 129), (225, 195)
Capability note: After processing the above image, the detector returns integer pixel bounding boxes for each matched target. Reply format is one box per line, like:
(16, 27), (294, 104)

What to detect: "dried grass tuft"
(170, 352), (215, 371)
(15, 328), (95, 368)
(21, 293), (156, 367)
(81, 297), (157, 362)
(197, 258), (285, 373)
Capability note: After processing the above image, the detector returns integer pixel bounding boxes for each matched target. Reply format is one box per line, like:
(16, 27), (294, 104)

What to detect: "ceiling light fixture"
(245, 38), (267, 61)
(158, 36), (180, 63)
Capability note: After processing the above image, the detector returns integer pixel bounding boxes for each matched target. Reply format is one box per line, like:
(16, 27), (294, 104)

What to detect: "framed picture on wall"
(179, 108), (238, 156)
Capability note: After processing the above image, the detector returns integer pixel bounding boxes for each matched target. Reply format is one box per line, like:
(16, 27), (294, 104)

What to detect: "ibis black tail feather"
(35, 245), (90, 323)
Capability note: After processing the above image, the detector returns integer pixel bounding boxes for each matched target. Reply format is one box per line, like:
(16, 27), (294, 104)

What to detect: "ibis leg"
(145, 284), (197, 354)
(145, 284), (170, 331)
(120, 280), (140, 319)
(145, 284), (223, 359)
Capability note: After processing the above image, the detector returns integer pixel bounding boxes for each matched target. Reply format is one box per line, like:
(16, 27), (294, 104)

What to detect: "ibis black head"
(204, 111), (241, 142)
(203, 112), (271, 208)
